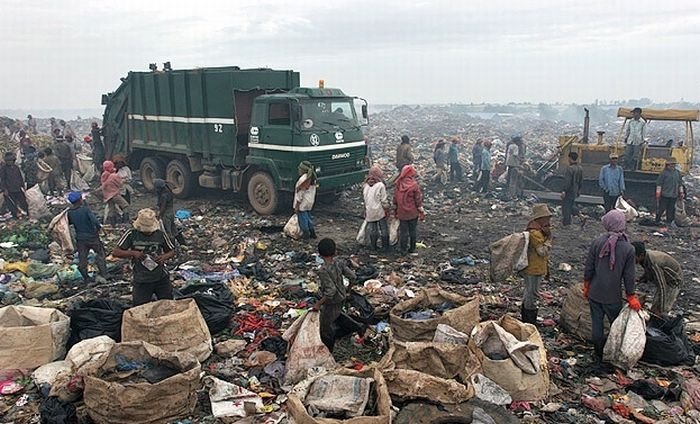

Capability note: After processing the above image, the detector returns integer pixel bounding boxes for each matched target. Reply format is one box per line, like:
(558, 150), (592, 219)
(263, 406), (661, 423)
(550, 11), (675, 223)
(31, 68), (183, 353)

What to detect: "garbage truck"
(101, 65), (369, 215)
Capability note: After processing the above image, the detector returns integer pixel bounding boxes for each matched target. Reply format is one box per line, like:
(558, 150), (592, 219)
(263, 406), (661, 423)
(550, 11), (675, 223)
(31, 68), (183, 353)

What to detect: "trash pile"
(2, 105), (700, 423)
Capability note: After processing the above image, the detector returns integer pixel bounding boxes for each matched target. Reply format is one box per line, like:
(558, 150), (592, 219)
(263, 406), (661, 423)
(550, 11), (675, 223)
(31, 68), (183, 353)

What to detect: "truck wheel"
(166, 159), (196, 199)
(247, 172), (278, 215)
(140, 157), (165, 192)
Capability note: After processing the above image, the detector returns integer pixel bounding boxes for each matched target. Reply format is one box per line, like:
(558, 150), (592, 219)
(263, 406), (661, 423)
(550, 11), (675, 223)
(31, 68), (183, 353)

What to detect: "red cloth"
(394, 165), (422, 221)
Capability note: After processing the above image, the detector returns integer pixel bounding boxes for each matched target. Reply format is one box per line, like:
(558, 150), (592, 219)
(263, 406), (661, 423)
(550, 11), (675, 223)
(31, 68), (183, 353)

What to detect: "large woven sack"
(489, 232), (529, 283)
(389, 288), (479, 341)
(84, 341), (201, 424)
(378, 340), (479, 381)
(121, 299), (212, 362)
(470, 315), (549, 401)
(282, 311), (336, 387)
(377, 340), (477, 404)
(603, 306), (648, 370)
(559, 283), (611, 342)
(287, 367), (392, 424)
(0, 305), (70, 370)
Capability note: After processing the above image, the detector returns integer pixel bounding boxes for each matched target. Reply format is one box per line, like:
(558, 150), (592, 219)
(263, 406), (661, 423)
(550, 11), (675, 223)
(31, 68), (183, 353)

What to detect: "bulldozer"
(530, 107), (698, 207)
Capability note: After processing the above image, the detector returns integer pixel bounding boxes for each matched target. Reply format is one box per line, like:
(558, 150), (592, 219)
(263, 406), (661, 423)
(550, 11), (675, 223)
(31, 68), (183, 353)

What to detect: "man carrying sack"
(521, 204), (552, 324)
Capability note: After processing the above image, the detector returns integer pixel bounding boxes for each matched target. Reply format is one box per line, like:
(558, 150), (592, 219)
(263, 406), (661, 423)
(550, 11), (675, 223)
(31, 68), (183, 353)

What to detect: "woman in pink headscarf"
(393, 165), (424, 254)
(363, 165), (390, 251)
(100, 160), (129, 225)
(583, 209), (641, 362)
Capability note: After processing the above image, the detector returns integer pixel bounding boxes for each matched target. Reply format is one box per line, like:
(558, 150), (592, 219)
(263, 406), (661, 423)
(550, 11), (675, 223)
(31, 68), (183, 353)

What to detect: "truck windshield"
(300, 100), (358, 129)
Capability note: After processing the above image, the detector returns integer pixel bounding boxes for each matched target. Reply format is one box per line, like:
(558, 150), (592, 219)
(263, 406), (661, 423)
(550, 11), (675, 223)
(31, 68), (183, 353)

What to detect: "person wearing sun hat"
(112, 208), (176, 306)
(66, 191), (107, 283)
(521, 203), (553, 324)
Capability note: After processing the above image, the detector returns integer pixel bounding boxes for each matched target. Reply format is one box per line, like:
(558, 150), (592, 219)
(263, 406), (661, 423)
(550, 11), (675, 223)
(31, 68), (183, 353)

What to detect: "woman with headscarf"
(393, 165), (424, 254)
(583, 209), (641, 362)
(112, 154), (133, 205)
(363, 165), (390, 251)
(100, 160), (129, 226)
(294, 161), (317, 239)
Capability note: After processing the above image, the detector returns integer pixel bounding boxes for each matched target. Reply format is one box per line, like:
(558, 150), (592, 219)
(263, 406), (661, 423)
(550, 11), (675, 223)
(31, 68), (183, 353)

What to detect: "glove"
(583, 280), (590, 299)
(627, 294), (642, 311)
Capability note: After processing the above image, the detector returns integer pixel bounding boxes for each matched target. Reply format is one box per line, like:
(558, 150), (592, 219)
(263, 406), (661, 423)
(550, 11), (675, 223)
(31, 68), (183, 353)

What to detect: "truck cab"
(243, 88), (369, 214)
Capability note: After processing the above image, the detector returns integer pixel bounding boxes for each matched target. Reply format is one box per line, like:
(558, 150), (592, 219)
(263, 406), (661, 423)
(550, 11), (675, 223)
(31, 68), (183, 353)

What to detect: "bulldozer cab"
(556, 108), (698, 182)
(613, 107), (698, 175)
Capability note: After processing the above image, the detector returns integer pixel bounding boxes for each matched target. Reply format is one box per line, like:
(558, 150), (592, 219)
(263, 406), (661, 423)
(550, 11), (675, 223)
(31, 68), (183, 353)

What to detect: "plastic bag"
(67, 299), (126, 347)
(356, 220), (368, 245)
(603, 305), (648, 370)
(641, 315), (694, 366)
(388, 217), (399, 246)
(175, 283), (234, 334)
(347, 291), (375, 324)
(26, 185), (50, 219)
(283, 214), (303, 240)
(615, 197), (639, 221)
(283, 311), (336, 387)
(39, 397), (78, 424)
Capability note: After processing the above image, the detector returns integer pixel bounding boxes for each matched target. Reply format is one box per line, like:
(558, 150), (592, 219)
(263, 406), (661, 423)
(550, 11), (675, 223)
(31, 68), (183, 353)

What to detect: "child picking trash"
(312, 238), (363, 352)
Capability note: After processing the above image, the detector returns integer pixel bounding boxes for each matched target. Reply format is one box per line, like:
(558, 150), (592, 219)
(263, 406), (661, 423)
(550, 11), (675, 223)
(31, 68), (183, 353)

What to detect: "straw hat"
(530, 203), (552, 221)
(133, 208), (160, 233)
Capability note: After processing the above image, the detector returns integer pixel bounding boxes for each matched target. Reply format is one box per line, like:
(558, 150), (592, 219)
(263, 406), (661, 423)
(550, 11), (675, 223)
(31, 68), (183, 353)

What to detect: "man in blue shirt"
(599, 153), (626, 212)
(66, 191), (107, 283)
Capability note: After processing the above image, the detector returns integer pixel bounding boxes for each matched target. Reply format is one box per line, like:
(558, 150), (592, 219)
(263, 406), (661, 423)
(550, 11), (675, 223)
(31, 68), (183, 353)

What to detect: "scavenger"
(561, 152), (583, 226)
(598, 153), (625, 212)
(0, 152), (28, 219)
(393, 164), (424, 255)
(113, 208), (176, 306)
(521, 204), (552, 324)
(66, 191), (107, 283)
(154, 178), (176, 240)
(294, 161), (318, 240)
(362, 165), (390, 251)
(583, 209), (640, 362)
(632, 241), (682, 315)
(312, 238), (359, 352)
(655, 157), (683, 225)
(395, 135), (414, 171)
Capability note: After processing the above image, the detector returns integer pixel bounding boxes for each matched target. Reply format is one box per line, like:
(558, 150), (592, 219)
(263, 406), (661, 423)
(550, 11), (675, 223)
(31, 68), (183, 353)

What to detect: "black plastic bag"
(68, 299), (126, 347)
(39, 397), (78, 424)
(627, 379), (665, 400)
(347, 291), (376, 324)
(176, 283), (234, 334)
(259, 336), (288, 359)
(641, 315), (694, 366)
(355, 264), (379, 283)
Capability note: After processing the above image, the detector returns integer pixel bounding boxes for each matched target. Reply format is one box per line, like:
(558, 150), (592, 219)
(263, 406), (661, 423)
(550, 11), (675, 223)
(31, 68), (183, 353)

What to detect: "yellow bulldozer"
(533, 107), (698, 206)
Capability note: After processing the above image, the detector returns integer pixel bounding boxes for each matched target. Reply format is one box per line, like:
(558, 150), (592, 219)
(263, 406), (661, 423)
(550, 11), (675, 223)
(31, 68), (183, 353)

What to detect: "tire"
(140, 157), (165, 192)
(247, 172), (278, 215)
(166, 159), (196, 199)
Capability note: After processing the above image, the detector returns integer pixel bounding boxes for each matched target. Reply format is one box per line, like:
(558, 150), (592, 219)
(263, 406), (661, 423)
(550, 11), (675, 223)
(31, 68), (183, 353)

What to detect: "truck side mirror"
(101, 94), (109, 105)
(362, 104), (368, 119)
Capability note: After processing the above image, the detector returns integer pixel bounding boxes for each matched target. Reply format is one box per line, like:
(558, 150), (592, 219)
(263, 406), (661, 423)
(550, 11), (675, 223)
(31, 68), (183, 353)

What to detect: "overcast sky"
(1, 0), (698, 110)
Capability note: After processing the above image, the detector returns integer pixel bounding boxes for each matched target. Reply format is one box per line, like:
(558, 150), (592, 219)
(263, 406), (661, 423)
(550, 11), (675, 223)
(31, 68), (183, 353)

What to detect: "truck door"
(263, 101), (292, 146)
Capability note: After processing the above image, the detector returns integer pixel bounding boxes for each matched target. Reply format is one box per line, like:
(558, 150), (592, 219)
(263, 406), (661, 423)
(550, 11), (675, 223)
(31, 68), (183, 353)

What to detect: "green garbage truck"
(101, 65), (369, 215)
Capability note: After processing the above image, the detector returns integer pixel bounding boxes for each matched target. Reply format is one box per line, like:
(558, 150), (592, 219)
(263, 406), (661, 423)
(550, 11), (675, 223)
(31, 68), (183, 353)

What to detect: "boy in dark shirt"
(113, 208), (176, 306)
(312, 238), (357, 352)
(66, 191), (107, 283)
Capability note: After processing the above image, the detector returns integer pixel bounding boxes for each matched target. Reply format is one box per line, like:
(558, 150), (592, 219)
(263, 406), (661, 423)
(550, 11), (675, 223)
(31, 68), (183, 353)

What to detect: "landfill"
(3, 105), (700, 424)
